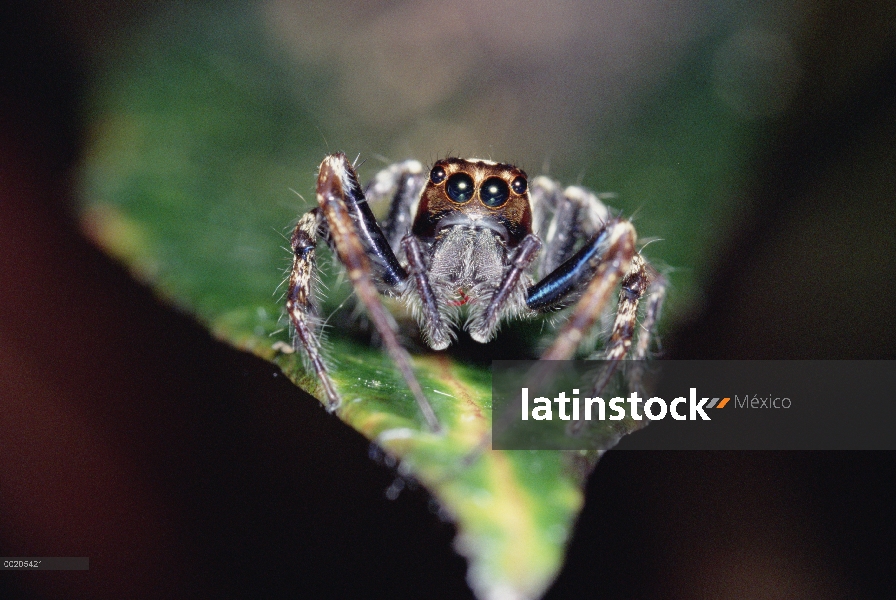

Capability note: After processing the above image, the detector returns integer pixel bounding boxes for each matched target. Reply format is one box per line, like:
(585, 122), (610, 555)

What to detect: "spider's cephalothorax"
(408, 158), (536, 349)
(285, 153), (666, 432)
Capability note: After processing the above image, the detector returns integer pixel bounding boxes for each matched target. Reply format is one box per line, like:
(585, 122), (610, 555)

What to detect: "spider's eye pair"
(445, 174), (512, 207)
(429, 166), (527, 208)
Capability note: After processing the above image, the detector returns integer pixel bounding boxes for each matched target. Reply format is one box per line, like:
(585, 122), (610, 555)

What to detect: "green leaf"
(78, 4), (756, 598)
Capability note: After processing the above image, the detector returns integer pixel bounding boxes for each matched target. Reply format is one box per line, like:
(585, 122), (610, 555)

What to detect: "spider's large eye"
(445, 172), (475, 203)
(480, 177), (510, 208)
(430, 165), (447, 184)
(511, 175), (527, 195)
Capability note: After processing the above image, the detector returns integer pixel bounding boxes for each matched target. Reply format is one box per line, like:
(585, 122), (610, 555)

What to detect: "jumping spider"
(286, 153), (666, 432)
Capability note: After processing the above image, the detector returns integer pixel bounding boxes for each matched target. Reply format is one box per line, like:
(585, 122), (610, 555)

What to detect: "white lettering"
(554, 392), (571, 421)
(521, 387), (529, 420)
(586, 397), (605, 420)
(689, 387), (710, 420)
(609, 397), (626, 421)
(627, 391), (643, 421)
(532, 396), (552, 420)
(671, 397), (687, 420)
(644, 397), (667, 420)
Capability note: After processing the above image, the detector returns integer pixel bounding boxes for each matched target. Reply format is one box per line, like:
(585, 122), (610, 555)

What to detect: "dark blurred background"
(1, 1), (894, 599)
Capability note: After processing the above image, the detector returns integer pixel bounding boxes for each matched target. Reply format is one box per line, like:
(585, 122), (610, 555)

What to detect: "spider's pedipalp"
(468, 233), (541, 343)
(402, 234), (453, 350)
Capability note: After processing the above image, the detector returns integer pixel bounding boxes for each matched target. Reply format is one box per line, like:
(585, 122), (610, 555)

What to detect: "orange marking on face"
(447, 289), (470, 306)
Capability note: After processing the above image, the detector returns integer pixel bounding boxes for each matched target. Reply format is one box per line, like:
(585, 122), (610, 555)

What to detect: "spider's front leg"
(529, 177), (667, 364)
(527, 218), (645, 361)
(520, 206), (668, 442)
(362, 160), (455, 350)
(288, 153), (441, 432)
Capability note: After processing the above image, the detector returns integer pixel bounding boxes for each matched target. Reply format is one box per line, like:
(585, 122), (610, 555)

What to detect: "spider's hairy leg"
(529, 176), (562, 270)
(531, 177), (611, 279)
(540, 219), (637, 361)
(566, 257), (667, 435)
(604, 253), (651, 361)
(364, 159), (426, 252)
(573, 253), (655, 418)
(469, 234), (542, 343)
(634, 267), (667, 360)
(286, 208), (340, 409)
(318, 154), (441, 433)
(600, 264), (669, 423)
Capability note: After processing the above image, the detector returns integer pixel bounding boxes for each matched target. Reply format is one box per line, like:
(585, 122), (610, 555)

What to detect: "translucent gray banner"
(491, 360), (896, 450)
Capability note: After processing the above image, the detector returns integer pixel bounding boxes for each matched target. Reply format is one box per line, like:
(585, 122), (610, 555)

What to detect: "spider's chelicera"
(286, 153), (666, 432)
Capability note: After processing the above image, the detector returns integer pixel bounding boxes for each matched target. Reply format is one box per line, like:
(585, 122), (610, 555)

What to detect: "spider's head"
(411, 158), (532, 246)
